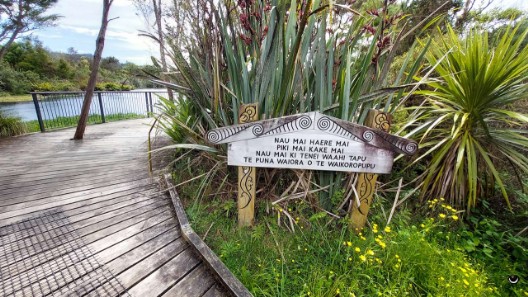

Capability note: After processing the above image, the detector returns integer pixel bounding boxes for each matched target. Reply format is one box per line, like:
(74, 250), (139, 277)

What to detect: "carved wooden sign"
(207, 111), (417, 174)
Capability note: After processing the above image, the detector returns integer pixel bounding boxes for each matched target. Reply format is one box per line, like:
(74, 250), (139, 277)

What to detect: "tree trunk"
(73, 0), (113, 140)
(0, 27), (23, 61)
(152, 0), (174, 101)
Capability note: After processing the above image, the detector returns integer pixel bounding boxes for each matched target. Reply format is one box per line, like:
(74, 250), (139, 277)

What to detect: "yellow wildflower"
(384, 226), (391, 233)
(439, 213), (446, 219)
(463, 279), (469, 286)
(452, 215), (459, 221)
(355, 247), (361, 253)
(360, 255), (367, 262)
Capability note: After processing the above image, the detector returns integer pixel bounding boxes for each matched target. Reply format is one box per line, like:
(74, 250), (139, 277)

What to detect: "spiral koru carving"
(317, 116), (331, 131)
(239, 167), (254, 209)
(362, 130), (375, 142)
(405, 142), (418, 154)
(207, 130), (221, 143)
(240, 105), (257, 123)
(357, 173), (376, 215)
(298, 115), (313, 129)
(252, 124), (264, 136)
(374, 113), (390, 132)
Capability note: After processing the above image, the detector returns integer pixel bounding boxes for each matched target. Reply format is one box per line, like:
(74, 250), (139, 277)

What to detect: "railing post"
(148, 92), (154, 116)
(31, 93), (45, 132)
(97, 92), (106, 123)
(145, 92), (150, 116)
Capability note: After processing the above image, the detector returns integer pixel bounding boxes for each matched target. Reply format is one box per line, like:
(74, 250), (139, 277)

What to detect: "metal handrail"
(30, 90), (169, 132)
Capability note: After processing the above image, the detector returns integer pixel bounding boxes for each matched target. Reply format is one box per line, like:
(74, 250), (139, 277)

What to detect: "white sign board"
(228, 130), (394, 174)
(208, 111), (418, 174)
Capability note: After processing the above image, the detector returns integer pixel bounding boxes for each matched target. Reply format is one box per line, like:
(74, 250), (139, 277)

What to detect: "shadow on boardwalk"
(0, 119), (229, 297)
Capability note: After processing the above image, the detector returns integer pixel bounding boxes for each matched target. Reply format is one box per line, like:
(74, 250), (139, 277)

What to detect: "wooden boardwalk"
(0, 120), (228, 297)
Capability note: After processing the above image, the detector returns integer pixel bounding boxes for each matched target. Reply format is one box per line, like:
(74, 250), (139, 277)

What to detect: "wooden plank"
(0, 202), (168, 258)
(162, 264), (216, 297)
(0, 167), (147, 194)
(112, 240), (192, 293)
(98, 227), (182, 269)
(237, 103), (258, 227)
(125, 248), (201, 297)
(2, 214), (174, 279)
(0, 185), (157, 227)
(202, 285), (229, 297)
(5, 225), (180, 297)
(1, 209), (172, 272)
(89, 237), (189, 296)
(0, 180), (153, 220)
(0, 177), (152, 208)
(0, 157), (142, 177)
(80, 204), (171, 243)
(0, 164), (142, 187)
(0, 174), (150, 203)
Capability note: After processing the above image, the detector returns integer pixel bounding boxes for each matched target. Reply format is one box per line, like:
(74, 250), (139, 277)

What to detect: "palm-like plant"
(155, 0), (432, 210)
(407, 25), (528, 211)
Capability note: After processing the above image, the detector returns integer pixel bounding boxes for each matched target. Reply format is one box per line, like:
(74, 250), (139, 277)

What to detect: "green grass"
(0, 112), (27, 137)
(25, 113), (146, 132)
(0, 94), (32, 103)
(172, 158), (527, 297)
(185, 200), (512, 297)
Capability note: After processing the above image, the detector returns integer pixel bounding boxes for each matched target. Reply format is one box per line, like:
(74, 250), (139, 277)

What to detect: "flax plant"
(406, 25), (528, 211)
(157, 0), (430, 209)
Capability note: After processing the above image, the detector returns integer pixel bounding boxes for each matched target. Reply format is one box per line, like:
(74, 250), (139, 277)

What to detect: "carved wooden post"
(237, 103), (258, 227)
(350, 109), (392, 232)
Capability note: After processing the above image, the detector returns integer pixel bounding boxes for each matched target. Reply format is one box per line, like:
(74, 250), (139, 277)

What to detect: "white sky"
(30, 0), (528, 66)
(33, 0), (157, 65)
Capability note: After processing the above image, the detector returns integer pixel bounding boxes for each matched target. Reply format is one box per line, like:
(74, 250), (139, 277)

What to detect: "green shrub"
(94, 82), (133, 91)
(158, 0), (429, 209)
(0, 64), (39, 94)
(408, 24), (528, 211)
(103, 82), (120, 91)
(33, 81), (79, 92)
(0, 112), (27, 137)
(33, 82), (54, 91)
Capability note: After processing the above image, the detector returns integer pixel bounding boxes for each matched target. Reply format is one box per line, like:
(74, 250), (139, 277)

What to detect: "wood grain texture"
(237, 103), (258, 227)
(350, 110), (393, 232)
(0, 119), (234, 297)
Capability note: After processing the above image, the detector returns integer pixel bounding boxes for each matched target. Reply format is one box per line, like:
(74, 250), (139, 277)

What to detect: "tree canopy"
(0, 0), (60, 60)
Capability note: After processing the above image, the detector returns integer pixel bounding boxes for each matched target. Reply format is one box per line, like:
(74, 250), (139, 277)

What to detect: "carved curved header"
(206, 113), (314, 144)
(314, 114), (417, 155)
(206, 111), (418, 156)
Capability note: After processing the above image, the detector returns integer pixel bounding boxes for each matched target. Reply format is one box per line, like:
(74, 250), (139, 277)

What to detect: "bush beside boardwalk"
(172, 158), (527, 296)
(153, 0), (528, 296)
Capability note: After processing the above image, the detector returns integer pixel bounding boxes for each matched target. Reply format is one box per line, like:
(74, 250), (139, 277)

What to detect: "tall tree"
(0, 0), (59, 60)
(73, 0), (114, 140)
(133, 0), (174, 101)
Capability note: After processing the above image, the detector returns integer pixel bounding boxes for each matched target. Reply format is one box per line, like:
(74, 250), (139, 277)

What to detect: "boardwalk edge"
(163, 174), (254, 297)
